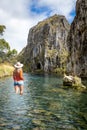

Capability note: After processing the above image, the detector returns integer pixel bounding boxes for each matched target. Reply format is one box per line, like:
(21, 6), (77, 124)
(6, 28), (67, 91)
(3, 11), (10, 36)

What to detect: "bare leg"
(14, 86), (19, 94)
(20, 85), (24, 95)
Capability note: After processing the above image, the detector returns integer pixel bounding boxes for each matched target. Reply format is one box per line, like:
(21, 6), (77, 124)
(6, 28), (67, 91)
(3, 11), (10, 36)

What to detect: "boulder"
(63, 74), (86, 90)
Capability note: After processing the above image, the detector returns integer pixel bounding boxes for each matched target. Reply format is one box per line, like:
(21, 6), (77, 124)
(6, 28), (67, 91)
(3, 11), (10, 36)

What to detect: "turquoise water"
(0, 73), (87, 130)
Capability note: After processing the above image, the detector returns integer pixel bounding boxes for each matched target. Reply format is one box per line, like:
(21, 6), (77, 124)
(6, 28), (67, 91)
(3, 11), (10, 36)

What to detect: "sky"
(0, 0), (77, 53)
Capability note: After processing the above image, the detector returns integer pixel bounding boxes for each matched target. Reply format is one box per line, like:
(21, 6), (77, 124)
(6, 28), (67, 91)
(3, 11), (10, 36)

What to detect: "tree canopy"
(0, 39), (10, 53)
(0, 25), (6, 35)
(7, 49), (17, 57)
(0, 25), (18, 63)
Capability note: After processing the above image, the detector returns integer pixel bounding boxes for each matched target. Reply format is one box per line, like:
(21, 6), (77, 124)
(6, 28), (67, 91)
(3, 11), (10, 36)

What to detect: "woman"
(13, 62), (24, 95)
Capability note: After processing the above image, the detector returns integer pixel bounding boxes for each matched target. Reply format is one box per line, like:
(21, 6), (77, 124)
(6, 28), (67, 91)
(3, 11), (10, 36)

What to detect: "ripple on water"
(0, 74), (87, 130)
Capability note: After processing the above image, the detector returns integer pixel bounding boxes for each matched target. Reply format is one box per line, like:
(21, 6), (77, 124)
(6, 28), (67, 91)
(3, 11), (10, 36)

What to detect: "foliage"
(59, 48), (68, 64)
(0, 25), (6, 36)
(0, 63), (14, 78)
(0, 25), (18, 63)
(36, 14), (58, 30)
(47, 49), (57, 58)
(7, 49), (17, 58)
(0, 39), (10, 53)
(0, 39), (17, 63)
(46, 46), (68, 73)
(53, 67), (65, 75)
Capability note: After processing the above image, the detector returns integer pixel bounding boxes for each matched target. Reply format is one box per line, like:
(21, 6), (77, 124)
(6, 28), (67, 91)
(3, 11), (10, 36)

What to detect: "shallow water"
(0, 73), (87, 130)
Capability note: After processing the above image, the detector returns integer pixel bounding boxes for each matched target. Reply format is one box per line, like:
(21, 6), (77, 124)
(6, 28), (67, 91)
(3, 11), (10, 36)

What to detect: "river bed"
(0, 73), (87, 130)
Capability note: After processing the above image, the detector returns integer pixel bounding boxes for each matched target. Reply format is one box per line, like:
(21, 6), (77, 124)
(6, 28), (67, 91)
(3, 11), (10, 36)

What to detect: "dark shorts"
(14, 80), (24, 86)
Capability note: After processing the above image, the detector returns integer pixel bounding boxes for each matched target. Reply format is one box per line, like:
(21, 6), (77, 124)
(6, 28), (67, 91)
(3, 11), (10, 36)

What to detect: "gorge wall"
(20, 0), (87, 77)
(66, 0), (87, 77)
(23, 14), (70, 72)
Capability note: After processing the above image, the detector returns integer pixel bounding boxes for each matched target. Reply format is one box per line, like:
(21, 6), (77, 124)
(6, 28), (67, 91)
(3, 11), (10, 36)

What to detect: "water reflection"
(0, 73), (87, 130)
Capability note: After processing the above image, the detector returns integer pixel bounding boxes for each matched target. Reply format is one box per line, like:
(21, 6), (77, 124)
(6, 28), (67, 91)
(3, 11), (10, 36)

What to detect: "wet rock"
(63, 74), (75, 86)
(63, 74), (86, 90)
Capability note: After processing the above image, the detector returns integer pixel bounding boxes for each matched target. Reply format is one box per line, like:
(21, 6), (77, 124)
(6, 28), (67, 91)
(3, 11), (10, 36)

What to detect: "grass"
(0, 63), (14, 78)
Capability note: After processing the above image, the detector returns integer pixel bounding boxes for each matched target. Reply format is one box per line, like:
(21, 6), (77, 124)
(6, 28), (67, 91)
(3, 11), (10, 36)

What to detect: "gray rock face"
(67, 0), (87, 77)
(23, 14), (70, 72)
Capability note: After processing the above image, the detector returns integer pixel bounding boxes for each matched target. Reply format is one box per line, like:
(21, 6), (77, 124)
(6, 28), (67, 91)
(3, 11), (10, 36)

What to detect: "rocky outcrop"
(23, 14), (70, 72)
(63, 74), (86, 90)
(66, 0), (87, 78)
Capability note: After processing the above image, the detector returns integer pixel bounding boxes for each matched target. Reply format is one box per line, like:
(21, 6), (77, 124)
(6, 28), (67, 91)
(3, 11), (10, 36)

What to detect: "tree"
(0, 39), (10, 53)
(0, 25), (6, 36)
(7, 49), (17, 58)
(0, 25), (18, 63)
(11, 49), (17, 56)
(0, 25), (10, 53)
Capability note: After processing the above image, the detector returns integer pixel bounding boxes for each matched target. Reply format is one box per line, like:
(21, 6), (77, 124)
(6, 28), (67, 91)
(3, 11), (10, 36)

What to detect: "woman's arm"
(19, 69), (24, 80)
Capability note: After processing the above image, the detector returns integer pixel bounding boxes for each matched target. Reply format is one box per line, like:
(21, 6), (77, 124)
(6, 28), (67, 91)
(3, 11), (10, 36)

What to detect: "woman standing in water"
(13, 62), (24, 95)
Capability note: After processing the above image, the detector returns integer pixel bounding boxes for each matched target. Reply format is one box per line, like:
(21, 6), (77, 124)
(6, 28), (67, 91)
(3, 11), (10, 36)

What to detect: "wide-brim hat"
(14, 62), (23, 68)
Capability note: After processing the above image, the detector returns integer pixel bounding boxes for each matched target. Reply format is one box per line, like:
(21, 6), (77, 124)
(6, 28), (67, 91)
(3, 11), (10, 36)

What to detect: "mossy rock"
(53, 68), (65, 75)
(63, 75), (86, 90)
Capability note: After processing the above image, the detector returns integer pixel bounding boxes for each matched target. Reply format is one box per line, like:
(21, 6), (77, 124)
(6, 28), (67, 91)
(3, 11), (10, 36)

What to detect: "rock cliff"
(23, 14), (70, 72)
(19, 0), (87, 76)
(66, 0), (87, 78)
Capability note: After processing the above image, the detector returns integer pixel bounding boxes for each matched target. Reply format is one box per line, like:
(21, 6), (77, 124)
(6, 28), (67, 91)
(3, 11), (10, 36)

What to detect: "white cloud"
(0, 0), (77, 53)
(33, 0), (76, 21)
